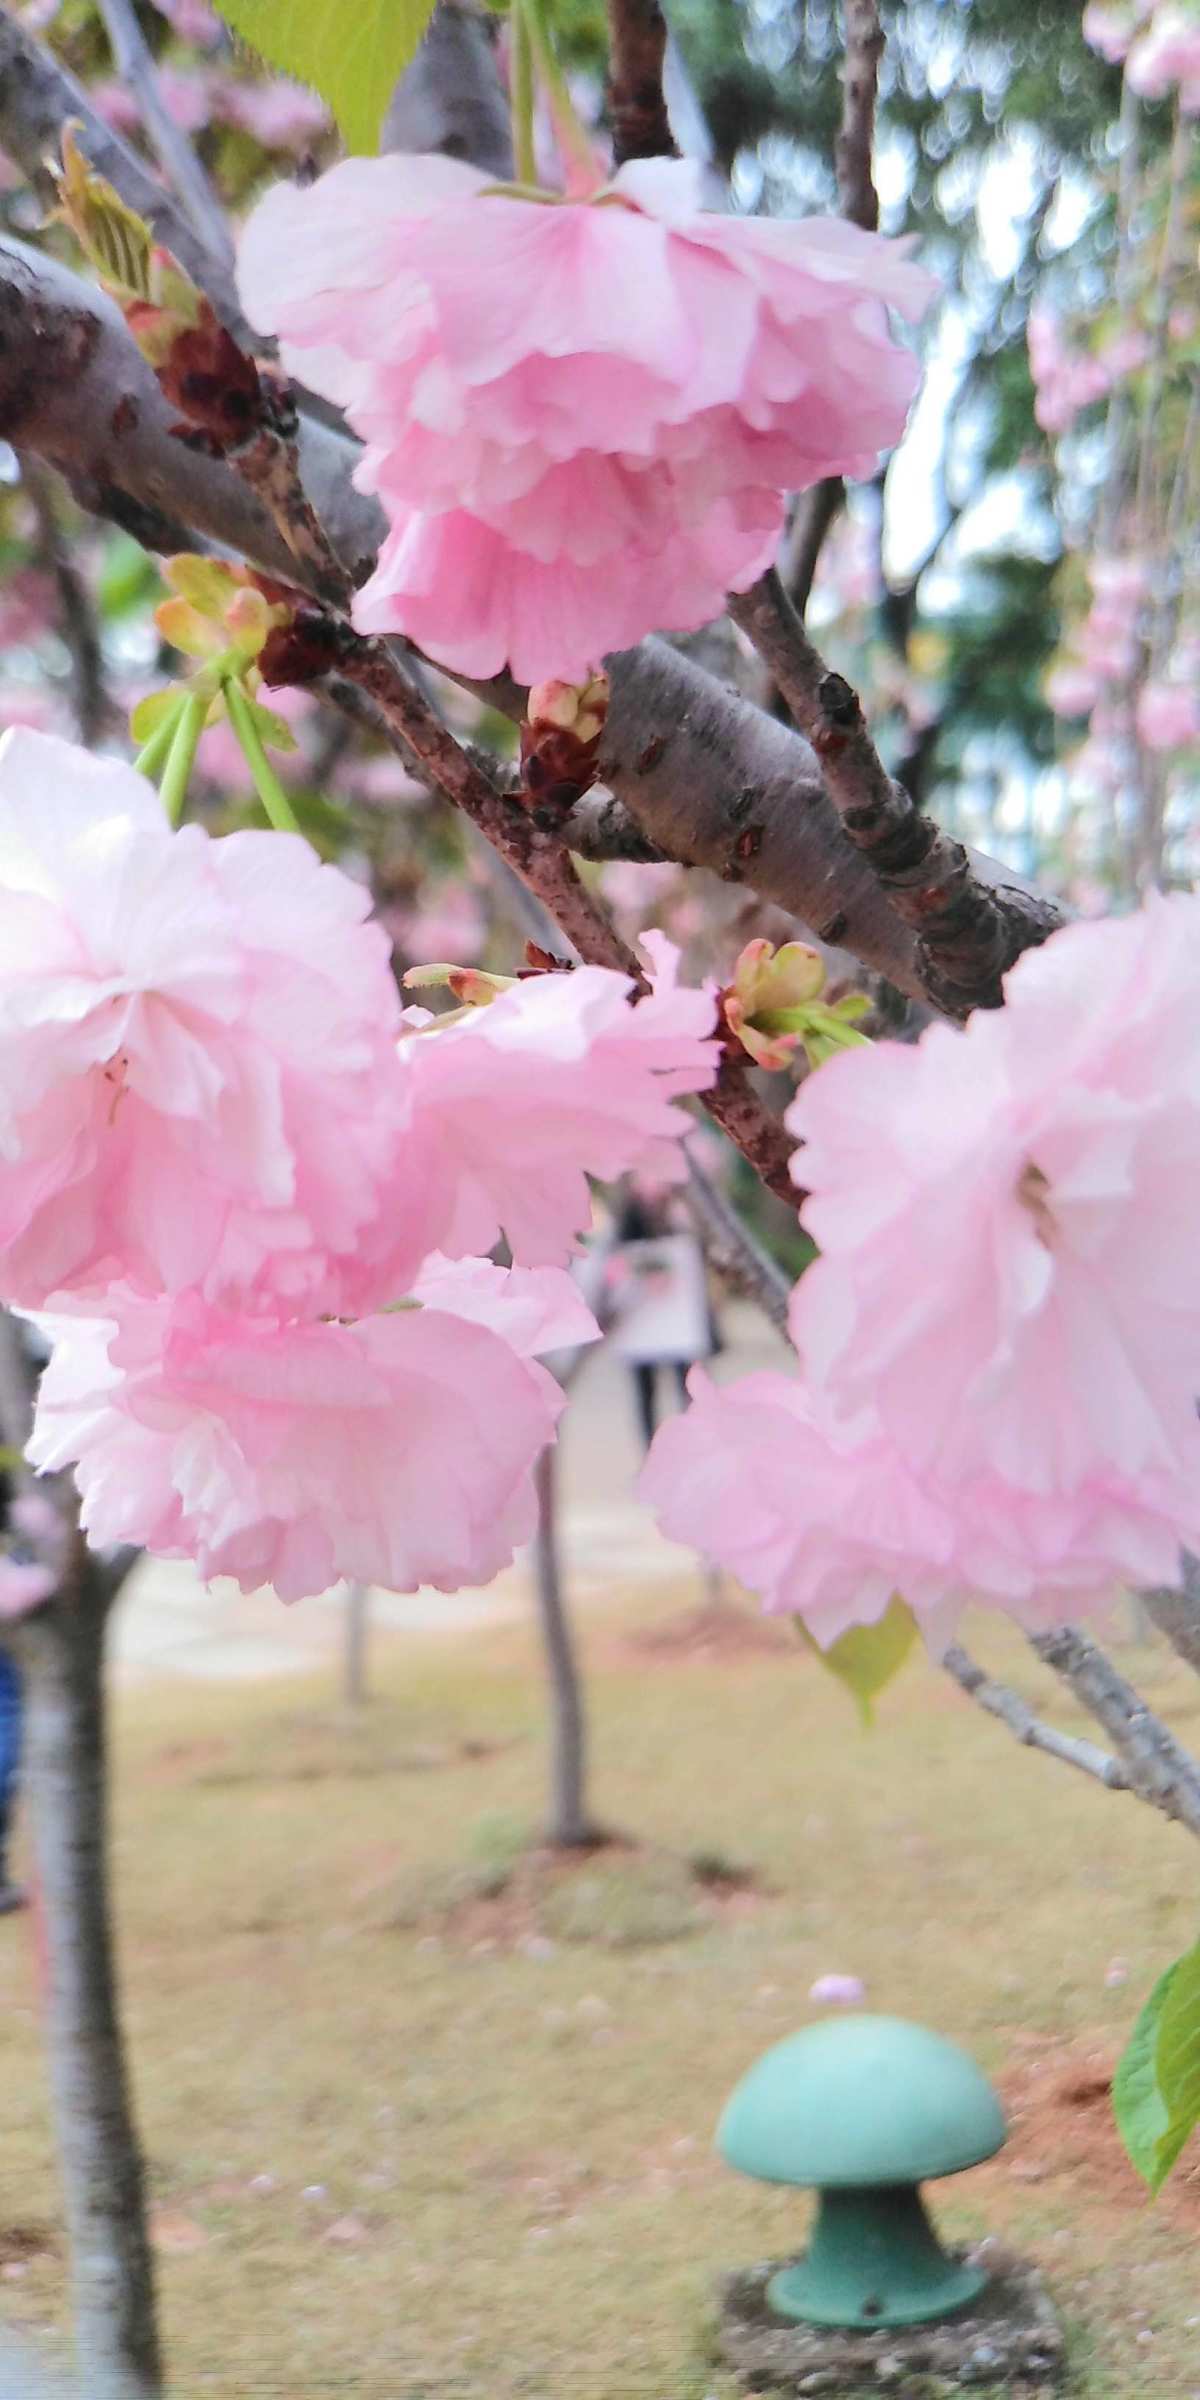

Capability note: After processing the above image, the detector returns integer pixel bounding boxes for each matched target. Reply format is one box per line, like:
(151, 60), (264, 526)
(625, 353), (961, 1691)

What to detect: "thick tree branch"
(94, 0), (233, 268)
(1028, 1625), (1200, 1837)
(0, 4), (243, 337)
(942, 1642), (1129, 1795)
(729, 570), (1065, 1014)
(605, 0), (677, 165)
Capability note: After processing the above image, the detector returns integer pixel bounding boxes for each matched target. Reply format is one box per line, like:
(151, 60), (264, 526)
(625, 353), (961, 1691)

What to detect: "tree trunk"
(343, 1580), (369, 1708)
(17, 1572), (162, 2400)
(531, 1446), (594, 1849)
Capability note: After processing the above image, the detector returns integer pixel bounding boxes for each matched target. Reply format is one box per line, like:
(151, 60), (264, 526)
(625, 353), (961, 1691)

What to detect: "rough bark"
(14, 1575), (162, 2400)
(532, 1447), (594, 1848)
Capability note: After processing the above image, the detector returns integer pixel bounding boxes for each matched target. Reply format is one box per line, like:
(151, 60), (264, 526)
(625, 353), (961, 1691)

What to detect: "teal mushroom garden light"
(716, 2015), (1007, 2331)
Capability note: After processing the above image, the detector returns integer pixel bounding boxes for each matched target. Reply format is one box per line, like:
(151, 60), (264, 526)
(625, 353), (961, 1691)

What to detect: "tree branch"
(0, 238), (1061, 1014)
(682, 1146), (793, 1335)
(835, 0), (885, 231)
(1028, 1625), (1200, 1838)
(94, 0), (233, 268)
(605, 0), (677, 165)
(20, 458), (110, 747)
(312, 631), (802, 1203)
(1144, 1557), (1200, 1678)
(382, 1), (513, 176)
(942, 1641), (1129, 1795)
(729, 570), (1065, 1014)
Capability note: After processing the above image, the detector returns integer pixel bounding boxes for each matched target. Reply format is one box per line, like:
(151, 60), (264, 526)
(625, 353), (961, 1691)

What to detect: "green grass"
(2, 1590), (1200, 2397)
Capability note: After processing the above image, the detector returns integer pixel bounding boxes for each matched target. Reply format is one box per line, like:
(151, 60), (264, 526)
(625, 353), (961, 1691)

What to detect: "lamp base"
(766, 2183), (987, 2330)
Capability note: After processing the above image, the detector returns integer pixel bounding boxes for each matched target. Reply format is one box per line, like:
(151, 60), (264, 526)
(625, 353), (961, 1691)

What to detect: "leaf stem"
(133, 699), (186, 783)
(223, 677), (302, 834)
(157, 689), (207, 825)
(510, 1), (537, 187)
(520, 0), (601, 193)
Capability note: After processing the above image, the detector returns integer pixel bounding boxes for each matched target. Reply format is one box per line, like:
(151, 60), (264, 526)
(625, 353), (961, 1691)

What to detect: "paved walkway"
(109, 1308), (781, 1683)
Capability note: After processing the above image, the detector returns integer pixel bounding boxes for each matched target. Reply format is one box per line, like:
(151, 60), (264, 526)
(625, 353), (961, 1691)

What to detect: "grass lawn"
(2, 1582), (1199, 2397)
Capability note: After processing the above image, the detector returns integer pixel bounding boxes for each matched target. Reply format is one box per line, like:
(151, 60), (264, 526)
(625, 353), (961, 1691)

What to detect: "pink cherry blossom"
(27, 1266), (590, 1602)
(639, 1366), (1200, 1645)
(238, 155), (935, 682)
(391, 935), (718, 1270)
(1136, 678), (1199, 751)
(787, 895), (1200, 1501)
(0, 729), (415, 1313)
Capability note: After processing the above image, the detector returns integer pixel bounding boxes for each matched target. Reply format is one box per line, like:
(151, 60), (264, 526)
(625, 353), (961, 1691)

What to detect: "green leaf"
(1114, 1960), (1187, 2191)
(244, 696), (298, 754)
(129, 688), (183, 744)
(1155, 1941), (1200, 2187)
(794, 1596), (918, 1727)
(210, 0), (439, 152)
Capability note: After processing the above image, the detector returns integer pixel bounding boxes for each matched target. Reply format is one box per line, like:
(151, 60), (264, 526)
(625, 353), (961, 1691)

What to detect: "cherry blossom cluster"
(237, 156), (935, 682)
(0, 729), (717, 1604)
(643, 897), (1200, 1650)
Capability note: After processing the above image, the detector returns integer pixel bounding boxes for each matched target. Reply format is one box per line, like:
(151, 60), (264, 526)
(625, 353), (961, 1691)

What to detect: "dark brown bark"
(14, 1574), (162, 2400)
(730, 571), (1065, 1014)
(532, 1448), (595, 1848)
(835, 0), (885, 230)
(605, 0), (677, 165)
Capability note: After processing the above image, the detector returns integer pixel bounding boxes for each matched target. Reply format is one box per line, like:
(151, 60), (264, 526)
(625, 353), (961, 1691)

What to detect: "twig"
(784, 478), (846, 623)
(605, 0), (677, 165)
(327, 632), (802, 1202)
(1028, 1625), (1200, 1837)
(95, 0), (233, 267)
(835, 0), (885, 230)
(729, 569), (1064, 1015)
(563, 789), (669, 864)
(20, 458), (109, 747)
(682, 1146), (792, 1335)
(942, 1642), (1129, 1795)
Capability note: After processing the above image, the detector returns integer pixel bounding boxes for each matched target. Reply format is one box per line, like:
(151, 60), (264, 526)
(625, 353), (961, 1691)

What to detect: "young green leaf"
(794, 1596), (918, 1727)
(1153, 1940), (1200, 2188)
(210, 0), (439, 154)
(1114, 1963), (1178, 2188)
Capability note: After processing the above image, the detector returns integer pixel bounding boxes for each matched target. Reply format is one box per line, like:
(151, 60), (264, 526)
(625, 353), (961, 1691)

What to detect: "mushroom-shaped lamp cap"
(717, 2014), (1005, 2191)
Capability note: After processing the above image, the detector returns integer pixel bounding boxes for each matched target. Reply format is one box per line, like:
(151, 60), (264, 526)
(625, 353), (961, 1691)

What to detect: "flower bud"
(721, 938), (827, 1070)
(520, 670), (610, 811)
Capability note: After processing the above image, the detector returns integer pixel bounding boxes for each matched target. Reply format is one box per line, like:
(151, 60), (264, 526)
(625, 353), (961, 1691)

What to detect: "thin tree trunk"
(16, 1571), (162, 2400)
(343, 1580), (369, 1708)
(532, 1446), (595, 1849)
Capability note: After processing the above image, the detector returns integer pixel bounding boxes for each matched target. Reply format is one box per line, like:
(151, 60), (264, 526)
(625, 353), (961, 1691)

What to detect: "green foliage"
(209, 0), (438, 151)
(795, 1597), (918, 1726)
(1114, 1944), (1200, 2193)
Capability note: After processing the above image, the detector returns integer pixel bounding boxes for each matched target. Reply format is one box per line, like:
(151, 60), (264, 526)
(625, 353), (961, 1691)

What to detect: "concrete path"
(108, 1307), (781, 1683)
